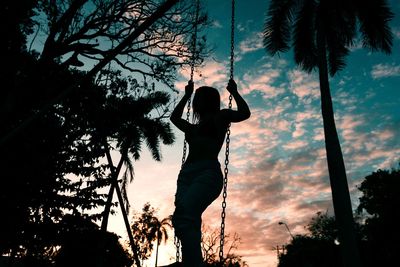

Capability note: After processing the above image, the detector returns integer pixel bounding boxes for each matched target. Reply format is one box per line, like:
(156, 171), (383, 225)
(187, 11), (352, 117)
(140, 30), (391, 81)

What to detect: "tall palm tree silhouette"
(263, 1), (393, 267)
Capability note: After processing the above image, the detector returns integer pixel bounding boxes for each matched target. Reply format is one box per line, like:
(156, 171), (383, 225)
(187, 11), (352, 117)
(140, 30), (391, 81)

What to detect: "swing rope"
(175, 0), (200, 263)
(219, 0), (235, 263)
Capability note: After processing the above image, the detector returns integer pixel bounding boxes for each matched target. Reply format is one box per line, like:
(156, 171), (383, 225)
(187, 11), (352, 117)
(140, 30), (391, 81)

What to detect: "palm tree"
(92, 72), (174, 267)
(130, 204), (172, 265)
(153, 216), (172, 267)
(263, 1), (393, 267)
(99, 73), (174, 231)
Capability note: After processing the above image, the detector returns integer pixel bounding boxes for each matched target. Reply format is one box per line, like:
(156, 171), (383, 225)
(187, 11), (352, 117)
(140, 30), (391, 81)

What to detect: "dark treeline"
(277, 164), (400, 267)
(0, 0), (208, 266)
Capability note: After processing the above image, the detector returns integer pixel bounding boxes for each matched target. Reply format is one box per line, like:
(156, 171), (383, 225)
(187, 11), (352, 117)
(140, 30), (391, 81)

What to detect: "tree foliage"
(356, 164), (400, 266)
(35, 0), (208, 88)
(54, 214), (132, 267)
(277, 164), (400, 267)
(130, 203), (172, 261)
(201, 226), (248, 267)
(264, 0), (393, 76)
(1, 0), (207, 263)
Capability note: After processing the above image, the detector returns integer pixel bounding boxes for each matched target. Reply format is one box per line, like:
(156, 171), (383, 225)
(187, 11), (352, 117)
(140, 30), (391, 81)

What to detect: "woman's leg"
(173, 168), (223, 267)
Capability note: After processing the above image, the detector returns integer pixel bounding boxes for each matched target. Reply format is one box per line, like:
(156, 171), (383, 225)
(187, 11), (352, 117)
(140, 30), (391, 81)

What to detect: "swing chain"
(190, 0), (200, 82)
(177, 0), (200, 262)
(181, 97), (191, 165)
(174, 235), (181, 262)
(220, 0), (235, 263)
(229, 0), (235, 80)
(219, 122), (230, 262)
(181, 0), (199, 166)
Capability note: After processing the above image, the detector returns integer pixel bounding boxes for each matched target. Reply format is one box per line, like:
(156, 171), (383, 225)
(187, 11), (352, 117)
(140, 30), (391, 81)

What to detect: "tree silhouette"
(97, 70), (175, 227)
(153, 216), (172, 267)
(1, 0), (209, 263)
(356, 164), (400, 266)
(37, 0), (208, 88)
(264, 1), (393, 266)
(130, 203), (164, 262)
(201, 226), (248, 267)
(278, 212), (344, 267)
(278, 235), (341, 267)
(278, 164), (400, 267)
(1, 0), (209, 146)
(54, 214), (132, 267)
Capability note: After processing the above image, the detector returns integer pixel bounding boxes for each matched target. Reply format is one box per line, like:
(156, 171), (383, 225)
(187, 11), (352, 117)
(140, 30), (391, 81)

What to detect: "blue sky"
(103, 0), (400, 266)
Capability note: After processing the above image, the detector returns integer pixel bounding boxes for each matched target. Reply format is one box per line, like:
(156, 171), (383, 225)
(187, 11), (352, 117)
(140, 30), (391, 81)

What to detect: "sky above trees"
(106, 0), (400, 266)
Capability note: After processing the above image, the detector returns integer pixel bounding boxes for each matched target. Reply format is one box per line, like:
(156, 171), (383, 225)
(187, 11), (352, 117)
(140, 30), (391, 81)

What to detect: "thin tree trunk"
(316, 28), (362, 267)
(101, 153), (124, 231)
(104, 147), (142, 267)
(155, 233), (160, 267)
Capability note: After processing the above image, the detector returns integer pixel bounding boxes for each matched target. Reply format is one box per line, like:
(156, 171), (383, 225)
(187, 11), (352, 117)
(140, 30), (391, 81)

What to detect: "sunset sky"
(106, 0), (400, 266)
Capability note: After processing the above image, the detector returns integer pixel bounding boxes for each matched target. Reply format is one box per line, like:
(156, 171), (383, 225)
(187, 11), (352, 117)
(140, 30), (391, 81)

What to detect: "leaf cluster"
(0, 0), (191, 261)
(264, 0), (393, 76)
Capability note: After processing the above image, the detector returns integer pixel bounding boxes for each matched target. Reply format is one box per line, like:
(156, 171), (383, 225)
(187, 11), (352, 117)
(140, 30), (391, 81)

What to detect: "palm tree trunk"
(316, 28), (362, 267)
(155, 233), (160, 267)
(101, 153), (124, 231)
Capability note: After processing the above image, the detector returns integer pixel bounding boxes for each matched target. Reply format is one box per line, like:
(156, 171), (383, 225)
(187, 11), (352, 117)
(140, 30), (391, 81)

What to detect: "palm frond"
(123, 152), (135, 183)
(326, 28), (350, 76)
(333, 0), (357, 46)
(135, 91), (170, 114)
(356, 0), (393, 53)
(293, 0), (318, 73)
(117, 125), (142, 161)
(121, 172), (130, 214)
(140, 118), (162, 161)
(156, 119), (175, 145)
(263, 0), (297, 55)
(327, 41), (349, 76)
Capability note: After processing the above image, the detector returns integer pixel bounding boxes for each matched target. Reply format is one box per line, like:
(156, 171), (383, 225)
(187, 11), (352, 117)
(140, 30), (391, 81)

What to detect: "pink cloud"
(371, 63), (400, 79)
(283, 139), (308, 150)
(288, 70), (320, 100)
(238, 32), (264, 54)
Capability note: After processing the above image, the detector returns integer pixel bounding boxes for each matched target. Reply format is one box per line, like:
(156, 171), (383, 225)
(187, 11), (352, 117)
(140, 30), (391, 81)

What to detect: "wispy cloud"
(288, 69), (320, 100)
(239, 32), (264, 54)
(371, 63), (400, 79)
(211, 20), (223, 28)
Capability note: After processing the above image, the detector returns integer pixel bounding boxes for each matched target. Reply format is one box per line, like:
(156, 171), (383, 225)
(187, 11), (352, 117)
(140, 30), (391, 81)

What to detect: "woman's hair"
(192, 86), (221, 123)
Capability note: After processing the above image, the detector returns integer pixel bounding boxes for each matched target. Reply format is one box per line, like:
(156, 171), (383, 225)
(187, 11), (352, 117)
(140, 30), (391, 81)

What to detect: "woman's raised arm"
(221, 79), (251, 123)
(170, 81), (194, 132)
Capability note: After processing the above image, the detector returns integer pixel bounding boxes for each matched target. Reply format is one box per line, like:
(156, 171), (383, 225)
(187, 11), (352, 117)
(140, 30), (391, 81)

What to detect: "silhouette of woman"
(170, 79), (250, 267)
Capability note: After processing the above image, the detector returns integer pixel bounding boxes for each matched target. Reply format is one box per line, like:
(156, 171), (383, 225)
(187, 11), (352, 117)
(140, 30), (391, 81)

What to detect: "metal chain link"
(174, 235), (181, 263)
(181, 96), (191, 165)
(229, 0), (235, 81)
(176, 0), (200, 263)
(219, 0), (235, 264)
